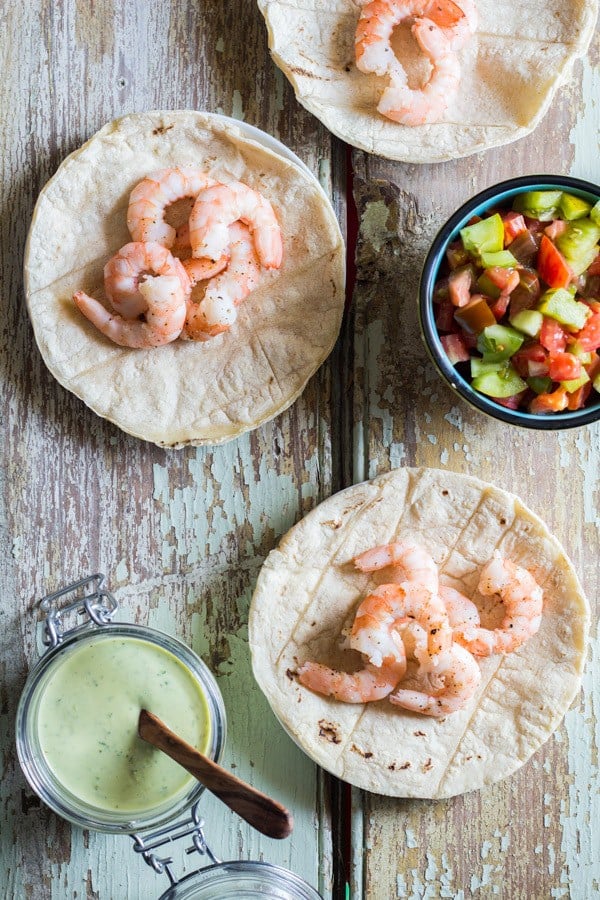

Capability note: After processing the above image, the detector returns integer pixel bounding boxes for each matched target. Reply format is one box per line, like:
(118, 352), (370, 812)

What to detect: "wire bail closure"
(131, 802), (220, 885)
(39, 574), (118, 648)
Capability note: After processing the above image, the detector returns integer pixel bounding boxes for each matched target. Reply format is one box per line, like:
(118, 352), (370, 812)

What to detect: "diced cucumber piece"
(470, 358), (505, 378)
(472, 366), (527, 398)
(477, 324), (524, 363)
(513, 190), (562, 221)
(537, 288), (591, 331)
(527, 376), (553, 395)
(558, 193), (593, 221)
(556, 219), (600, 275)
(480, 250), (518, 269)
(590, 200), (600, 226)
(476, 271), (501, 299)
(460, 214), (504, 256)
(569, 341), (593, 364)
(510, 309), (543, 338)
(561, 370), (590, 393)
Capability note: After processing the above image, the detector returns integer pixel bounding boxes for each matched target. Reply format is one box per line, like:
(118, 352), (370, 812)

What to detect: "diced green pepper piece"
(509, 309), (543, 337)
(527, 376), (553, 395)
(472, 366), (527, 398)
(591, 200), (600, 226)
(470, 358), (505, 378)
(537, 288), (591, 331)
(558, 193), (593, 221)
(513, 190), (563, 221)
(569, 341), (593, 364)
(460, 214), (504, 256)
(480, 250), (518, 269)
(561, 370), (590, 393)
(555, 219), (600, 275)
(477, 324), (525, 363)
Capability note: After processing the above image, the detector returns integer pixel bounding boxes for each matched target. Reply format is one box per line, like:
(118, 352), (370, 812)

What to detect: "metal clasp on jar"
(40, 574), (118, 648)
(132, 802), (220, 886)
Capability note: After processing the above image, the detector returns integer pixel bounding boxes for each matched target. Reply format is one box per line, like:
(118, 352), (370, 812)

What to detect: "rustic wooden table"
(1, 2), (598, 898)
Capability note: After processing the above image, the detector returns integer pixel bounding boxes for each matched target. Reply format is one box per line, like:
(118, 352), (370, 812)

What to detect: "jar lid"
(158, 861), (323, 900)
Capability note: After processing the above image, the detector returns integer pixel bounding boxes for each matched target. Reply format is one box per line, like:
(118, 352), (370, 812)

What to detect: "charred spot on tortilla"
(318, 720), (342, 744)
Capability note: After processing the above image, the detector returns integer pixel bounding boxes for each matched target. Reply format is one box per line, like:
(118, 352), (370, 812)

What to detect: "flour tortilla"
(24, 111), (345, 446)
(249, 468), (588, 798)
(258, 0), (598, 163)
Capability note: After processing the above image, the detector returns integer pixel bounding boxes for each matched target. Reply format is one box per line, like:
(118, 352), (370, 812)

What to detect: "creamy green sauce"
(37, 636), (211, 814)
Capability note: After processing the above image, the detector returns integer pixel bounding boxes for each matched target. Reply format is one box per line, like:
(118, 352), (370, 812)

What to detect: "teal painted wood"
(348, 33), (600, 900)
(0, 2), (342, 897)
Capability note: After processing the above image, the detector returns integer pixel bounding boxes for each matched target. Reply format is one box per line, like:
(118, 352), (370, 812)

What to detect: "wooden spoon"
(138, 709), (293, 840)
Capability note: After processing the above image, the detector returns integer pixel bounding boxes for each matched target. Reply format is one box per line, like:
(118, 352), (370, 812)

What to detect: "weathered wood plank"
(0, 1), (344, 897)
(349, 34), (600, 900)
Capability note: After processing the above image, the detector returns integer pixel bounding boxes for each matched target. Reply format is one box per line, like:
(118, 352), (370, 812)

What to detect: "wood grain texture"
(0, 1), (343, 898)
(348, 29), (600, 900)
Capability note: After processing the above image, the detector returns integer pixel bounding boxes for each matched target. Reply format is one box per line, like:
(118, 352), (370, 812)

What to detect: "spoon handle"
(139, 709), (293, 840)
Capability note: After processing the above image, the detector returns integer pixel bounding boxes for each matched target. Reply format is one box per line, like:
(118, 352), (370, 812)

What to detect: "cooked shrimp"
(443, 0), (477, 51)
(189, 181), (283, 269)
(350, 582), (452, 665)
(378, 18), (461, 125)
(182, 222), (261, 341)
(455, 555), (543, 656)
(73, 274), (186, 348)
(297, 657), (405, 703)
(355, 0), (466, 77)
(181, 255), (229, 289)
(440, 585), (480, 632)
(389, 644), (481, 717)
(103, 241), (190, 318)
(127, 167), (215, 248)
(353, 541), (438, 592)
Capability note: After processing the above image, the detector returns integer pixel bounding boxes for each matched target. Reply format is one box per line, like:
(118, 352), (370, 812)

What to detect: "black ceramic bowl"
(419, 175), (600, 430)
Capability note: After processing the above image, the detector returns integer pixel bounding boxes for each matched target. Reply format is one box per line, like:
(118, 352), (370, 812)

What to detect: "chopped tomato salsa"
(434, 189), (600, 415)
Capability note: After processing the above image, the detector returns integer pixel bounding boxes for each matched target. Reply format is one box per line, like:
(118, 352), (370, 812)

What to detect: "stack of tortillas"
(25, 111), (345, 446)
(258, 0), (598, 162)
(250, 468), (588, 797)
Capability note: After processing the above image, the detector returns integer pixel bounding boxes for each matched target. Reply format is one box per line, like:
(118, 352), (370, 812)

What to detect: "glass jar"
(16, 575), (323, 900)
(16, 574), (226, 834)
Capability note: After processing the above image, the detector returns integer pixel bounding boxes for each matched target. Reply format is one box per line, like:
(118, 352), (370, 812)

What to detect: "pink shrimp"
(73, 273), (187, 348)
(189, 181), (283, 269)
(378, 18), (461, 125)
(350, 582), (452, 664)
(455, 555), (544, 657)
(102, 241), (190, 318)
(182, 222), (262, 342)
(389, 643), (481, 717)
(127, 167), (215, 248)
(355, 0), (467, 76)
(353, 541), (438, 592)
(440, 585), (480, 632)
(297, 656), (406, 703)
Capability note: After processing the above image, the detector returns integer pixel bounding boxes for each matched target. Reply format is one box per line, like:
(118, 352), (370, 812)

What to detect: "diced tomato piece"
(580, 274), (600, 298)
(484, 267), (520, 294)
(448, 267), (473, 307)
(530, 387), (569, 414)
(446, 241), (470, 270)
(567, 383), (592, 410)
(435, 300), (456, 333)
(547, 352), (582, 382)
(524, 216), (545, 234)
(495, 390), (528, 410)
(587, 300), (600, 314)
(489, 293), (510, 320)
(540, 317), (568, 353)
(460, 328), (479, 349)
(587, 253), (600, 277)
(537, 235), (573, 289)
(502, 211), (527, 246)
(544, 220), (569, 241)
(585, 353), (600, 380)
(512, 343), (547, 378)
(575, 309), (600, 352)
(466, 215), (482, 226)
(440, 333), (470, 364)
